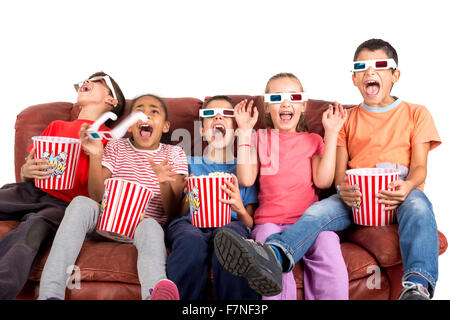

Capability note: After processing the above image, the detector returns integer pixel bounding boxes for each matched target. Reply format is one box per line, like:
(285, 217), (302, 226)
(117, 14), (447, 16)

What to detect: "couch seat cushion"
(29, 241), (140, 284)
(343, 225), (448, 267)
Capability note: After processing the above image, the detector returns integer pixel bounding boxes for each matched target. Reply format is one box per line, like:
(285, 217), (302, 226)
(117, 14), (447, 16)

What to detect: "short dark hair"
(353, 39), (398, 66)
(130, 93), (169, 120)
(130, 93), (171, 144)
(203, 95), (236, 109)
(88, 71), (126, 127)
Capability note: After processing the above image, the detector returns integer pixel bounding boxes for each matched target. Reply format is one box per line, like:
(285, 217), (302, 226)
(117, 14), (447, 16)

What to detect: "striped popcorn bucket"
(32, 136), (81, 190)
(96, 178), (153, 243)
(346, 168), (400, 226)
(187, 175), (233, 228)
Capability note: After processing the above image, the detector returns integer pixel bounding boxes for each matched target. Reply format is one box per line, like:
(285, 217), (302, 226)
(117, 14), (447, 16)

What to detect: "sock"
(267, 244), (283, 265)
(407, 275), (429, 290)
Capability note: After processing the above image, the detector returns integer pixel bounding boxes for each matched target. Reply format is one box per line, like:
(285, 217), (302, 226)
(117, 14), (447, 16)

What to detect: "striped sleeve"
(102, 140), (118, 175)
(169, 145), (189, 175)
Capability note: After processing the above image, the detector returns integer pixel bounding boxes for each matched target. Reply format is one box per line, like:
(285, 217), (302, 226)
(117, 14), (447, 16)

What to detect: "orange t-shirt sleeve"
(412, 106), (441, 151)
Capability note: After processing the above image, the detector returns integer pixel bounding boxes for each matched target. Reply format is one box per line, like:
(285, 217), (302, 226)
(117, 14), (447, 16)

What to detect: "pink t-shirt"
(253, 129), (324, 225)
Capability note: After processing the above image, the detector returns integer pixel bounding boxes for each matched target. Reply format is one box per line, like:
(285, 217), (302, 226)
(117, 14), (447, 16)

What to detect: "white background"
(1, 0), (449, 299)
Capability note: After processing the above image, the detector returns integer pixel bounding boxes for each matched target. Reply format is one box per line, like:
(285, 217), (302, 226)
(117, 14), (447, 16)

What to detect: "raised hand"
(79, 123), (104, 158)
(234, 99), (259, 130)
(148, 157), (177, 184)
(322, 101), (348, 136)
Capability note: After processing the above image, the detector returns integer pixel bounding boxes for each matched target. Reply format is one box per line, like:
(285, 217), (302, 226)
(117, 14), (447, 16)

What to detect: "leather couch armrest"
(343, 225), (402, 268)
(343, 225), (447, 268)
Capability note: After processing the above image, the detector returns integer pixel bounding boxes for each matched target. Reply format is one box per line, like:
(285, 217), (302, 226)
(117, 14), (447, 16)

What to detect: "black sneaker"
(397, 281), (431, 300)
(214, 228), (282, 296)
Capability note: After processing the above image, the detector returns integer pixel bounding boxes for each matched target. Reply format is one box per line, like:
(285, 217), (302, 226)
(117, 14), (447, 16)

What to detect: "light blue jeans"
(266, 189), (439, 296)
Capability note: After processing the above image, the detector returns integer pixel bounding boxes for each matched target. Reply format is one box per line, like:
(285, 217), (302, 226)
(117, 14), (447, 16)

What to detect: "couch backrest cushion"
(207, 95), (356, 136)
(14, 97), (356, 182)
(14, 102), (76, 182)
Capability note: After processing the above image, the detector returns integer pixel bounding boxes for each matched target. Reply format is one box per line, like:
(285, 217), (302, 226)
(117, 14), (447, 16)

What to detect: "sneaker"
(214, 228), (282, 296)
(149, 279), (180, 300)
(397, 281), (430, 300)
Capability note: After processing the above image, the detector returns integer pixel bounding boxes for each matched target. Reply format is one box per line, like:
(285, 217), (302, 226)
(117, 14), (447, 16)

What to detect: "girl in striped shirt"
(38, 94), (188, 300)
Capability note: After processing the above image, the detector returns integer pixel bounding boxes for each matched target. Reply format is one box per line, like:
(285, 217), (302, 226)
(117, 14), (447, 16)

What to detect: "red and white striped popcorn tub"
(32, 136), (81, 190)
(187, 175), (233, 228)
(96, 178), (153, 243)
(346, 168), (400, 226)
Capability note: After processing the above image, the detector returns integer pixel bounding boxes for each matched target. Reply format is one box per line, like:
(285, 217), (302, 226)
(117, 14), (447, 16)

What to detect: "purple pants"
(251, 223), (348, 300)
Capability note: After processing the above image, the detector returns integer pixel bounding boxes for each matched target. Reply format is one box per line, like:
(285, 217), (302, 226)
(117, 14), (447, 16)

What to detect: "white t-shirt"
(102, 138), (188, 226)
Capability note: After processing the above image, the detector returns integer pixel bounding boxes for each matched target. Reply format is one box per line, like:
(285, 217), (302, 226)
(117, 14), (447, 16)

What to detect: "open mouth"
(279, 111), (293, 121)
(139, 124), (153, 138)
(213, 124), (226, 139)
(364, 80), (380, 97)
(80, 85), (91, 93)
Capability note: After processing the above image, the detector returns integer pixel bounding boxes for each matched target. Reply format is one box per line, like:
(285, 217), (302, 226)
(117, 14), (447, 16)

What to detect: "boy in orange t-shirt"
(214, 39), (441, 300)
(335, 40), (441, 300)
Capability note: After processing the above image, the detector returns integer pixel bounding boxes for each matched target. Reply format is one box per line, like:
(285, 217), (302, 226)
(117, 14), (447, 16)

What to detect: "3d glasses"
(199, 108), (235, 118)
(74, 75), (117, 101)
(352, 59), (397, 73)
(264, 92), (308, 104)
(87, 111), (147, 140)
(87, 131), (115, 140)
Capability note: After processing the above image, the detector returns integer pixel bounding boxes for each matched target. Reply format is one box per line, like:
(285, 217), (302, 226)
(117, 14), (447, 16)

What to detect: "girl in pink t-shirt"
(234, 72), (348, 300)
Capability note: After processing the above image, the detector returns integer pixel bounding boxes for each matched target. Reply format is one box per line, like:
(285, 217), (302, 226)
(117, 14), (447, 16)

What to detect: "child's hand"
(79, 123), (104, 158)
(219, 173), (245, 214)
(376, 180), (414, 210)
(148, 157), (177, 184)
(21, 147), (55, 180)
(322, 101), (347, 136)
(235, 99), (259, 130)
(339, 175), (362, 208)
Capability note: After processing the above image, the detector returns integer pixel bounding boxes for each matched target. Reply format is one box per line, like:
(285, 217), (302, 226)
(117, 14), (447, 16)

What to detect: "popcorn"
(195, 172), (233, 178)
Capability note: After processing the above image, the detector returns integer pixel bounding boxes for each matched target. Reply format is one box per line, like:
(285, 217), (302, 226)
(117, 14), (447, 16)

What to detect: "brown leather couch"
(1, 95), (447, 300)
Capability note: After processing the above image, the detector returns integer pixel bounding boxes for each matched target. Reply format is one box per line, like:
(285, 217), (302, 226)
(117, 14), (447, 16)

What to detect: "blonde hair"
(264, 72), (309, 132)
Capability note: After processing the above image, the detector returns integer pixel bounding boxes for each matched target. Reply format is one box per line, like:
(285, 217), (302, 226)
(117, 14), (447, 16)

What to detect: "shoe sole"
(214, 228), (282, 296)
(150, 280), (180, 300)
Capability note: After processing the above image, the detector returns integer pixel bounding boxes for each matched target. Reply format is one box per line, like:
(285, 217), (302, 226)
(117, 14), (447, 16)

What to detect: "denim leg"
(396, 189), (438, 297)
(266, 194), (353, 272)
(166, 220), (212, 300)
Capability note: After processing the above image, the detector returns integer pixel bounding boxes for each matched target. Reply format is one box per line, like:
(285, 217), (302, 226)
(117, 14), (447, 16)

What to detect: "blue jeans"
(266, 189), (439, 296)
(166, 219), (259, 300)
